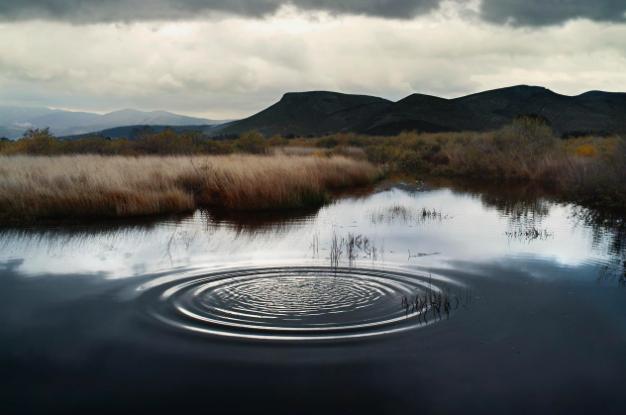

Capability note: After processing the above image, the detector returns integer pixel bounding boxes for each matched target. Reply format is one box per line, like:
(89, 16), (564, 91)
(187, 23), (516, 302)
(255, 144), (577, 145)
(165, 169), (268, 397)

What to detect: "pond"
(1, 180), (625, 414)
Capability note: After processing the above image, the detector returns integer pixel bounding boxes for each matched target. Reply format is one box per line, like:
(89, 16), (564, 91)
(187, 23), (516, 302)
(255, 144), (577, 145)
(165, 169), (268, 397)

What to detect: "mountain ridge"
(216, 91), (392, 137)
(4, 85), (626, 140)
(216, 85), (626, 137)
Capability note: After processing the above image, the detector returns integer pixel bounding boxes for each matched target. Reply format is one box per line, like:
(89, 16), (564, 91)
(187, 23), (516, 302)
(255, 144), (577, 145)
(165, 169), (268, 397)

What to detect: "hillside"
(216, 86), (626, 137)
(359, 93), (483, 135)
(216, 91), (392, 137)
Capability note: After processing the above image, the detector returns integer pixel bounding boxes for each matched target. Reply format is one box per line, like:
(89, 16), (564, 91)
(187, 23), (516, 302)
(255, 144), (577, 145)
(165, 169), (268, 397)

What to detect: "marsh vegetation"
(298, 118), (626, 211)
(0, 155), (378, 223)
(1, 118), (624, 224)
(400, 287), (471, 323)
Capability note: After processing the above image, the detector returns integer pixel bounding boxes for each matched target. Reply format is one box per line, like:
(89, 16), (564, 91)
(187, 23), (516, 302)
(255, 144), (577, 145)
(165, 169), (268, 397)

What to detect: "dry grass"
(0, 155), (379, 223)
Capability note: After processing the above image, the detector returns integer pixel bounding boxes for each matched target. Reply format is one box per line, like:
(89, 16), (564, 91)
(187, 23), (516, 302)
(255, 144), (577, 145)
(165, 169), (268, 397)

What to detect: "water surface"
(2, 181), (625, 414)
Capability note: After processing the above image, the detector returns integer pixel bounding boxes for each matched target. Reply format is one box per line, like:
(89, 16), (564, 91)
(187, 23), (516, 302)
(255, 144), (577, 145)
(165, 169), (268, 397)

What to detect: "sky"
(0, 0), (625, 119)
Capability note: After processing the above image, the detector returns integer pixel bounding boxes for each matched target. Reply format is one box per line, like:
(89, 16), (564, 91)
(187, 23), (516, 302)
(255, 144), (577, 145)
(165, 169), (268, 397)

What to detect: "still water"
(1, 181), (625, 414)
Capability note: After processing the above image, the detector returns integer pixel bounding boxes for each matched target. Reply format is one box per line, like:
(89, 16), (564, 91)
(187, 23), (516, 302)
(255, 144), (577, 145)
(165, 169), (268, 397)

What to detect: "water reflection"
(202, 207), (319, 236)
(570, 207), (626, 287)
(0, 181), (623, 287)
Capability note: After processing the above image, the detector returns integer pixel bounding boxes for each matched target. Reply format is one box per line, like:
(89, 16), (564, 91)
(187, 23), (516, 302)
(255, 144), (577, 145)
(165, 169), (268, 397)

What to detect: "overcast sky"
(1, 0), (625, 119)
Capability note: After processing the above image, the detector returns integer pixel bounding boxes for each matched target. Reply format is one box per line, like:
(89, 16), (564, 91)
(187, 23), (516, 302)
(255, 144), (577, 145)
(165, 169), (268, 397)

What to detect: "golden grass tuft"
(574, 144), (598, 158)
(0, 155), (379, 223)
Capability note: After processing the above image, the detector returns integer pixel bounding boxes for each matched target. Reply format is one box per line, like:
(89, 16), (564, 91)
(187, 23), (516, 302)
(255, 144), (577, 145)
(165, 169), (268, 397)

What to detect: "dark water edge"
(1, 179), (625, 414)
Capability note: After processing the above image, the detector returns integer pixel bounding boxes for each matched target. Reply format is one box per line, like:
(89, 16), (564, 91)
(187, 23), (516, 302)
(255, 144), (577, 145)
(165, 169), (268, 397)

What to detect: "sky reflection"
(0, 184), (622, 285)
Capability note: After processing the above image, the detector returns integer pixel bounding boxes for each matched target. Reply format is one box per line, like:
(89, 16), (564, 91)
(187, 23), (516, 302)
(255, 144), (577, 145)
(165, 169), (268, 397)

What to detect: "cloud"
(2, 1), (626, 25)
(0, 0), (440, 22)
(1, 15), (625, 119)
(480, 0), (626, 26)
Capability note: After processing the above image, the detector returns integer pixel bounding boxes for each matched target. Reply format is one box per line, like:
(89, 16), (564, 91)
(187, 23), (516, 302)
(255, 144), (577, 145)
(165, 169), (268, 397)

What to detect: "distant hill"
(0, 126), (26, 140)
(0, 106), (217, 139)
(215, 86), (626, 137)
(62, 124), (221, 140)
(216, 91), (392, 137)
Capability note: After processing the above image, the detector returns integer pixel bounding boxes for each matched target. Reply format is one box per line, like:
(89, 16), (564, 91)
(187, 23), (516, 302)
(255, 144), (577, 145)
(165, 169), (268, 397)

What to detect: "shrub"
(494, 117), (558, 159)
(201, 139), (234, 155)
(317, 136), (340, 148)
(235, 131), (268, 154)
(14, 128), (60, 155)
(268, 135), (289, 147)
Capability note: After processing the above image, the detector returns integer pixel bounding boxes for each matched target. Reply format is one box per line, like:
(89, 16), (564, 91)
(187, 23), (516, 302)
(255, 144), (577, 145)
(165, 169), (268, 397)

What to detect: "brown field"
(0, 155), (379, 223)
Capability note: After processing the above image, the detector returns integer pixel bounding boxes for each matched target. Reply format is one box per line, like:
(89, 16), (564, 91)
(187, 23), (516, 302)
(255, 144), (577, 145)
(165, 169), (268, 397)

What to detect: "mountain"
(5, 86), (625, 140)
(216, 86), (626, 137)
(216, 91), (392, 137)
(452, 85), (617, 135)
(0, 106), (216, 139)
(0, 126), (27, 140)
(359, 93), (483, 135)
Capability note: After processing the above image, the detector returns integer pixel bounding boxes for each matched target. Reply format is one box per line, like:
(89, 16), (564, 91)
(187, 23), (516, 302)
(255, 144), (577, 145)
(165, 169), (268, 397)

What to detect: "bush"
(397, 151), (428, 173)
(317, 136), (339, 148)
(14, 128), (60, 155)
(268, 135), (289, 147)
(133, 129), (198, 155)
(235, 131), (268, 154)
(494, 117), (558, 158)
(0, 138), (9, 153)
(201, 139), (234, 155)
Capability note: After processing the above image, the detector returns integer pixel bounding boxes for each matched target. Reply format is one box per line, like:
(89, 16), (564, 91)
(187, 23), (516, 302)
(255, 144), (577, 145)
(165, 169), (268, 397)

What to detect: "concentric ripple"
(139, 266), (457, 341)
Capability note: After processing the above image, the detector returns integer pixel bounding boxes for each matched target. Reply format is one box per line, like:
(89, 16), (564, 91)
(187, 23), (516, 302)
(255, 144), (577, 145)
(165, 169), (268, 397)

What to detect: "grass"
(0, 155), (379, 223)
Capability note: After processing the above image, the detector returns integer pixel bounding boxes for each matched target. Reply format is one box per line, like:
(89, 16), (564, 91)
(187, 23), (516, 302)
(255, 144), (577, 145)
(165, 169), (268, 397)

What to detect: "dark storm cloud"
(1, 0), (625, 25)
(0, 0), (440, 22)
(481, 0), (626, 26)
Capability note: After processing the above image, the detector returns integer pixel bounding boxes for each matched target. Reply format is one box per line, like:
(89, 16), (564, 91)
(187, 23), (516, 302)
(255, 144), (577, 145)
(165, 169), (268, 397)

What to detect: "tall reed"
(0, 155), (379, 223)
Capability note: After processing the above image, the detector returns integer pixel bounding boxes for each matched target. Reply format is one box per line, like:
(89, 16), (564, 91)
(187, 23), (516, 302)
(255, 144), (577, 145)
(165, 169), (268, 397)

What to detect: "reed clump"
(0, 155), (379, 223)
